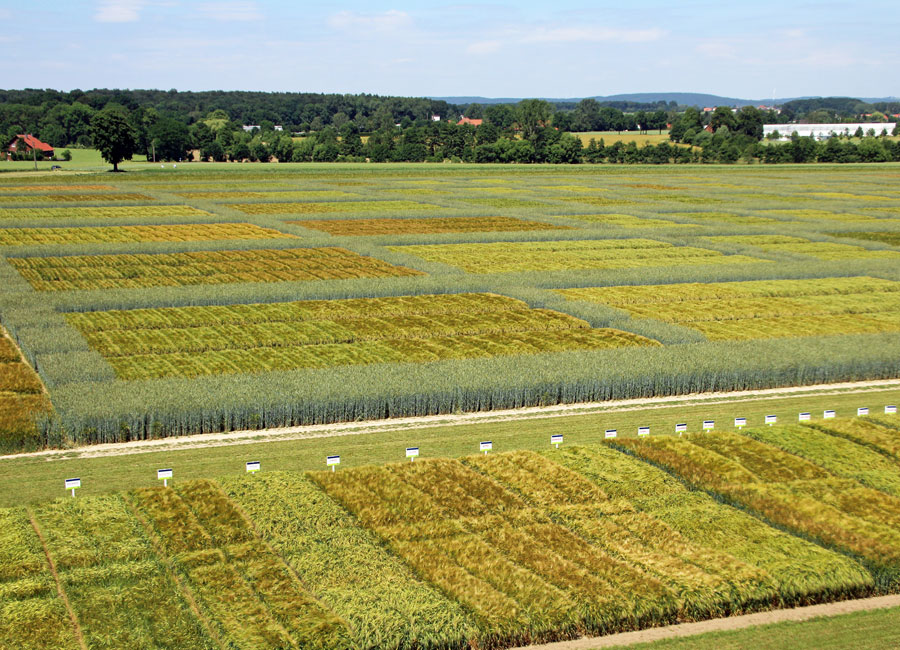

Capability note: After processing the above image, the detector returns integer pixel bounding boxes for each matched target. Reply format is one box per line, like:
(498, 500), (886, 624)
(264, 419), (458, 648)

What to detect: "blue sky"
(1, 1), (897, 99)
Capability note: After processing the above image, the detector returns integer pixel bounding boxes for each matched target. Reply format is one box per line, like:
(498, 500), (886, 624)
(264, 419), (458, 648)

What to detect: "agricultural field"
(0, 326), (51, 453)
(3, 415), (900, 648)
(0, 163), (897, 449)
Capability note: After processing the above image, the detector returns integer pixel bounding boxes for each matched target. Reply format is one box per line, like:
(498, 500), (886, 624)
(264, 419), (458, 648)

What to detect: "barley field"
(0, 163), (897, 448)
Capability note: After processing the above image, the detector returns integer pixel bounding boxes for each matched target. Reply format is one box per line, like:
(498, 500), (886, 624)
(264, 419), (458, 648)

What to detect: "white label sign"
(246, 461), (260, 473)
(480, 441), (492, 452)
(64, 478), (81, 490)
(675, 423), (687, 434)
(858, 407), (869, 416)
(157, 469), (173, 480)
(702, 420), (715, 431)
(734, 417), (747, 428)
(637, 427), (650, 437)
(799, 412), (811, 421)
(887, 405), (897, 414)
(326, 455), (340, 466)
(406, 447), (420, 458)
(765, 415), (777, 425)
(824, 410), (836, 419)
(605, 429), (617, 439)
(550, 435), (563, 446)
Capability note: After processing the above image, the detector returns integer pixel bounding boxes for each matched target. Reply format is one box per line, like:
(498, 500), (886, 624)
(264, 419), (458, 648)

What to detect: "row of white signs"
(64, 405), (898, 490)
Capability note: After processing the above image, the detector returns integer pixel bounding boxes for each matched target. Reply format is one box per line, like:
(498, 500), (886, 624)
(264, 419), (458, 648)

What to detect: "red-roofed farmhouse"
(457, 117), (483, 126)
(5, 134), (54, 160)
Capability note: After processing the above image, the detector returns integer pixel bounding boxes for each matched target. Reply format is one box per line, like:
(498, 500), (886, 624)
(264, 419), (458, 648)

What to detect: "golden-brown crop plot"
(229, 200), (442, 214)
(704, 235), (900, 261)
(0, 223), (295, 246)
(0, 327), (51, 453)
(176, 190), (357, 200)
(0, 184), (116, 192)
(0, 205), (212, 220)
(559, 276), (900, 340)
(293, 216), (569, 236)
(391, 239), (765, 273)
(66, 292), (657, 379)
(9, 247), (422, 291)
(0, 193), (152, 204)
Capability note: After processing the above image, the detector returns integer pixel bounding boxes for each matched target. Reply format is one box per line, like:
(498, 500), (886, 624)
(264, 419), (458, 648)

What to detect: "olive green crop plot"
(293, 216), (569, 235)
(558, 214), (695, 228)
(670, 212), (780, 225)
(704, 235), (900, 261)
(229, 199), (443, 214)
(8, 247), (422, 291)
(0, 223), (295, 246)
(559, 277), (900, 341)
(391, 239), (765, 273)
(0, 205), (212, 220)
(836, 231), (900, 246)
(66, 292), (658, 379)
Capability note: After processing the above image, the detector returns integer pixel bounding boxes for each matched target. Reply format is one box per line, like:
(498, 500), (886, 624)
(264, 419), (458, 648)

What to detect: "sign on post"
(799, 412), (811, 421)
(406, 447), (419, 461)
(637, 427), (650, 437)
(765, 415), (777, 426)
(734, 417), (747, 429)
(605, 429), (617, 439)
(65, 478), (80, 497)
(157, 468), (173, 487)
(550, 434), (563, 448)
(246, 461), (260, 473)
(858, 407), (869, 416)
(702, 420), (715, 431)
(326, 455), (340, 471)
(675, 423), (687, 435)
(887, 405), (897, 414)
(824, 410), (836, 419)
(480, 441), (492, 454)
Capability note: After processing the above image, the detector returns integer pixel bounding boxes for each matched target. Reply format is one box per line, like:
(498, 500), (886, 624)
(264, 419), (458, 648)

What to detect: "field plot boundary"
(6, 378), (897, 461)
(517, 594), (900, 649)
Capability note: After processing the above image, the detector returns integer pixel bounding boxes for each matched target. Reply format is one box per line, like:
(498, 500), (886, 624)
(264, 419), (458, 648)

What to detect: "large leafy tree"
(90, 107), (137, 171)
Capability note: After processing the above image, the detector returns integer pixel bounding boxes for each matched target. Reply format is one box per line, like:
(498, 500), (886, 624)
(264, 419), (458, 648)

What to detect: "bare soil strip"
(4, 378), (897, 462)
(519, 594), (900, 649)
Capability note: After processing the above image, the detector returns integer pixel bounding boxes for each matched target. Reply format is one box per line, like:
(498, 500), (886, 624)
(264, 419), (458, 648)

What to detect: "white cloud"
(196, 2), (263, 22)
(524, 26), (665, 44)
(94, 0), (145, 23)
(328, 10), (412, 32)
(466, 40), (501, 55)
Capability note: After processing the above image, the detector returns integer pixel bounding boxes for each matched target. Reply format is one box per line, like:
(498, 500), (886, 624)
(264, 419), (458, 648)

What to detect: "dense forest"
(2, 89), (898, 166)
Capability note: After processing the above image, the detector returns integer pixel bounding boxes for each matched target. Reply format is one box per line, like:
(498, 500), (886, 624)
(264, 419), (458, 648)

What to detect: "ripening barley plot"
(0, 184), (116, 192)
(0, 326), (51, 453)
(558, 277), (900, 341)
(703, 235), (900, 261)
(293, 216), (571, 236)
(7, 247), (423, 291)
(228, 199), (444, 215)
(0, 205), (212, 220)
(64, 292), (658, 379)
(0, 223), (296, 246)
(390, 239), (766, 274)
(553, 214), (697, 229)
(175, 190), (359, 200)
(0, 193), (154, 204)
(616, 425), (900, 585)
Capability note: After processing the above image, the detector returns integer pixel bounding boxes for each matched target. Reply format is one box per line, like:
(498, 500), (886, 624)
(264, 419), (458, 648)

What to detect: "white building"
(763, 123), (896, 140)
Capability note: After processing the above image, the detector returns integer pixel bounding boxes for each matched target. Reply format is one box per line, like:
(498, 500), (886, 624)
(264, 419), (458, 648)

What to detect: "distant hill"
(434, 93), (899, 108)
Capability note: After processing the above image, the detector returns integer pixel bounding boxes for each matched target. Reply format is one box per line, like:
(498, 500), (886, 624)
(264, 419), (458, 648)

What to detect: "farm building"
(5, 134), (54, 160)
(763, 123), (896, 140)
(457, 117), (483, 126)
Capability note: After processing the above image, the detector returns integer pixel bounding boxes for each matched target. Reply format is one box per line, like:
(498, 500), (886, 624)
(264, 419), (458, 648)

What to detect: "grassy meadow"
(0, 162), (897, 450)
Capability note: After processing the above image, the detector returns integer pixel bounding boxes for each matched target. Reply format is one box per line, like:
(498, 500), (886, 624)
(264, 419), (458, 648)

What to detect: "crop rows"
(837, 232), (900, 246)
(0, 205), (211, 220)
(294, 216), (569, 236)
(705, 235), (900, 261)
(176, 190), (357, 200)
(0, 328), (50, 453)
(229, 200), (443, 215)
(391, 239), (764, 274)
(560, 214), (696, 228)
(64, 292), (657, 379)
(559, 276), (900, 341)
(0, 193), (153, 204)
(0, 184), (116, 192)
(616, 419), (900, 586)
(8, 247), (423, 291)
(0, 223), (296, 246)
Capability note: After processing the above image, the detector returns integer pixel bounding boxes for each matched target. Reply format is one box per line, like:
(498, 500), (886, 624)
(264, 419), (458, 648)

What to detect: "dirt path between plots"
(3, 378), (898, 462)
(518, 594), (900, 649)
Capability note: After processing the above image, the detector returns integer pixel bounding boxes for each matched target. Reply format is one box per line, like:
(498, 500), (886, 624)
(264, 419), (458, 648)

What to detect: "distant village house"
(5, 134), (54, 160)
(457, 117), (483, 126)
